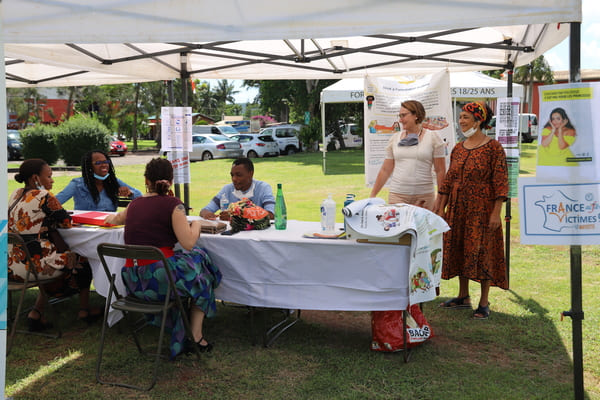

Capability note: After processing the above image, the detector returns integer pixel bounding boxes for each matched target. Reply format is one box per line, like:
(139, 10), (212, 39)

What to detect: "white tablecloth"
(201, 221), (411, 311)
(60, 220), (411, 324)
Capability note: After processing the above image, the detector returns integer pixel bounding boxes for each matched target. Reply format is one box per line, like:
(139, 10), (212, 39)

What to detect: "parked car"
(7, 129), (22, 160)
(192, 124), (239, 137)
(230, 134), (279, 158)
(109, 136), (128, 156)
(325, 123), (363, 150)
(258, 124), (302, 155)
(189, 133), (243, 161)
(484, 113), (538, 143)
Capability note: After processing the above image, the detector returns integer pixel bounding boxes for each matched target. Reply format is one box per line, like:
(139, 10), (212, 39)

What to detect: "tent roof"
(2, 0), (581, 87)
(320, 72), (524, 103)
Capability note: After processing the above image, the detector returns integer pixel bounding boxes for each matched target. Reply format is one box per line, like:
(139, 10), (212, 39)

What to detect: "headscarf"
(462, 102), (487, 124)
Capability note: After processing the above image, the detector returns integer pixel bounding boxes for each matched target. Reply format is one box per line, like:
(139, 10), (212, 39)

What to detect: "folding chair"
(6, 232), (62, 355)
(95, 242), (201, 391)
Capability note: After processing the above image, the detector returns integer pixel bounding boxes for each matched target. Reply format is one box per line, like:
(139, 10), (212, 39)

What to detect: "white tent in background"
(320, 72), (524, 104)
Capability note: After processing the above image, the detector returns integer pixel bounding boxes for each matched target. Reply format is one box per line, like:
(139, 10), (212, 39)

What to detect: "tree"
(6, 88), (48, 128)
(214, 79), (238, 105)
(482, 56), (553, 113)
(513, 56), (554, 113)
(247, 79), (336, 123)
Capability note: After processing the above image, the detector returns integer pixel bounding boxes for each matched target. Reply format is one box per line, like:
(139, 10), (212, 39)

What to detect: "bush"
(20, 125), (61, 165)
(56, 115), (111, 166)
(299, 118), (321, 152)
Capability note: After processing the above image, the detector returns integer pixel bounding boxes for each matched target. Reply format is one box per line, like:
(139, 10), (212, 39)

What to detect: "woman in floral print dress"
(8, 159), (100, 331)
(435, 102), (508, 319)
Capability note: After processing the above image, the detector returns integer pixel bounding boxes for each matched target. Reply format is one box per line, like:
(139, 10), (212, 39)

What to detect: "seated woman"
(56, 149), (142, 211)
(8, 159), (102, 331)
(105, 158), (222, 358)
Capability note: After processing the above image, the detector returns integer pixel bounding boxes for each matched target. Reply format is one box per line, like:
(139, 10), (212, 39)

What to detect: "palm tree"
(214, 79), (239, 105)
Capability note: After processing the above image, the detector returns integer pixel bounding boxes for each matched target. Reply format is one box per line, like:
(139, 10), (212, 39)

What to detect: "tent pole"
(505, 69), (513, 286)
(567, 21), (584, 400)
(321, 100), (326, 174)
(181, 52), (190, 215)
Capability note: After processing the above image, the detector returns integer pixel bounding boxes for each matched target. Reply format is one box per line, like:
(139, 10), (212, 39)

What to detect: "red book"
(71, 211), (116, 227)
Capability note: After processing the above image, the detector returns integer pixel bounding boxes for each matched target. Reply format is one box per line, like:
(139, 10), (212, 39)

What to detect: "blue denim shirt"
(55, 177), (142, 211)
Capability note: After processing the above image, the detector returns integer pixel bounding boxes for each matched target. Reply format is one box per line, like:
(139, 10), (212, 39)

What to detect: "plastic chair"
(95, 242), (201, 391)
(6, 232), (62, 355)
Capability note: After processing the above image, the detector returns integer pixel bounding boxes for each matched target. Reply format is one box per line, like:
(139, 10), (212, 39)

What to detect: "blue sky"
(230, 1), (597, 103)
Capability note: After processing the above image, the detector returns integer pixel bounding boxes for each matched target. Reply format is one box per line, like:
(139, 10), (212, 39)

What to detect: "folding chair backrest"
(96, 242), (176, 297)
(8, 232), (40, 284)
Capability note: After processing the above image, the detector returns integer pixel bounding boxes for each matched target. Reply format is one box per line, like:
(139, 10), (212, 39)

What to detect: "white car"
(325, 123), (363, 150)
(189, 134), (243, 161)
(229, 134), (279, 158)
(258, 124), (302, 155)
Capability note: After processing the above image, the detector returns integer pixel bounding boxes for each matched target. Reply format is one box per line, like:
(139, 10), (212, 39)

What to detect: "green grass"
(5, 146), (600, 399)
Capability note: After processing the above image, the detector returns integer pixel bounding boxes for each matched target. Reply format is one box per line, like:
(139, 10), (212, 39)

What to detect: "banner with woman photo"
(537, 82), (600, 182)
(363, 71), (454, 186)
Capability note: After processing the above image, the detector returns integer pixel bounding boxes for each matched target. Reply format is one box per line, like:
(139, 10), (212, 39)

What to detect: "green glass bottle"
(274, 183), (287, 230)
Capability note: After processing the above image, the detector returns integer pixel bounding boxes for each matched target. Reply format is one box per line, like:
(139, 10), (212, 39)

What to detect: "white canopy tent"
(2, 1), (578, 86)
(0, 1), (584, 397)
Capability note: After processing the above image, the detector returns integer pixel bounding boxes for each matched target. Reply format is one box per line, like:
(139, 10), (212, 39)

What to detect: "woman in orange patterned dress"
(8, 159), (100, 331)
(435, 103), (508, 319)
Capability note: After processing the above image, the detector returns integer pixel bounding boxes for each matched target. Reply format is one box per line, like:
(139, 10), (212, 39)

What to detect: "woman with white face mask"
(435, 102), (508, 320)
(56, 149), (142, 211)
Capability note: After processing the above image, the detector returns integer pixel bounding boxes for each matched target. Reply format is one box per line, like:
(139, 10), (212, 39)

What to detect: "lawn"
(5, 144), (600, 399)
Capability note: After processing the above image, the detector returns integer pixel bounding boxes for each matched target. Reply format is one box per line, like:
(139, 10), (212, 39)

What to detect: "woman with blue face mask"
(56, 149), (142, 211)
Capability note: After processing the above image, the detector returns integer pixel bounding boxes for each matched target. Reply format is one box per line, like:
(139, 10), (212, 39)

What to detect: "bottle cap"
(277, 183), (282, 189)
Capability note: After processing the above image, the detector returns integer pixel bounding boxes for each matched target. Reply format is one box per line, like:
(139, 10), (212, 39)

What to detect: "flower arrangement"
(228, 198), (271, 232)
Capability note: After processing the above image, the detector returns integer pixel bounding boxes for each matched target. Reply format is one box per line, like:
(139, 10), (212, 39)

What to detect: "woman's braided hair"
(81, 149), (120, 208)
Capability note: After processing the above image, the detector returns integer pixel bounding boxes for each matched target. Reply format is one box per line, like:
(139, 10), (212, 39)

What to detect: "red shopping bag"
(371, 304), (433, 352)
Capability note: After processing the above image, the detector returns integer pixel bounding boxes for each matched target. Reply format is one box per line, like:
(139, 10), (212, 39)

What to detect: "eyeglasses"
(398, 112), (412, 119)
(94, 160), (110, 166)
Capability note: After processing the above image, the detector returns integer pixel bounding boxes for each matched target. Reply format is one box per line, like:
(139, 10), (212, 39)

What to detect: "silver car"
(229, 134), (279, 158)
(189, 134), (243, 161)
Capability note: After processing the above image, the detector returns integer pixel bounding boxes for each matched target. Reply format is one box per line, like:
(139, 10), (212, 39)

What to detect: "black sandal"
(184, 337), (213, 354)
(439, 295), (472, 309)
(473, 303), (490, 320)
(27, 308), (54, 332)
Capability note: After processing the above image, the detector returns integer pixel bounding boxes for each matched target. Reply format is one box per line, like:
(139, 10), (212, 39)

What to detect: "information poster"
(363, 71), (454, 187)
(537, 83), (599, 182)
(519, 178), (600, 245)
(161, 107), (192, 184)
(496, 97), (520, 198)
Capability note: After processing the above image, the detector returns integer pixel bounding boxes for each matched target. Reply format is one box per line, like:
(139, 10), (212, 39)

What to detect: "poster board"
(363, 71), (454, 187)
(161, 107), (192, 184)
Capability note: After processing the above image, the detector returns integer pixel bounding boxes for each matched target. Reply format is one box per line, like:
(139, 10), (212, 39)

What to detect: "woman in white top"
(370, 100), (446, 210)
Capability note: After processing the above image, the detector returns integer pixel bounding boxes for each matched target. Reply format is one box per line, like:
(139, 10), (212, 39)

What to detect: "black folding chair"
(6, 232), (62, 355)
(95, 242), (201, 391)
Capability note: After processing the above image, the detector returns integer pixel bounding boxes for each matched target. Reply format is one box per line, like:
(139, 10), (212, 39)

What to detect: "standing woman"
(56, 149), (141, 211)
(370, 100), (446, 210)
(8, 159), (101, 330)
(435, 102), (508, 319)
(105, 158), (222, 358)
